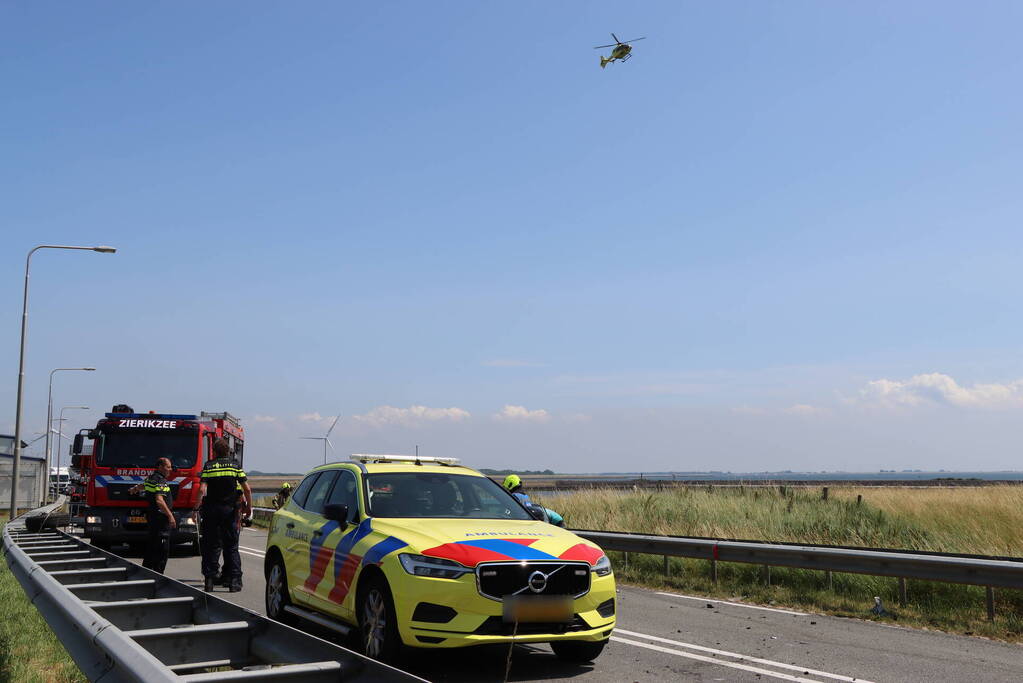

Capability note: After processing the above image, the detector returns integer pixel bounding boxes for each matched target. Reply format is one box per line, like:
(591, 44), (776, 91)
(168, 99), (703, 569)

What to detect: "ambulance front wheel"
(551, 639), (607, 663)
(265, 554), (294, 625)
(358, 575), (401, 663)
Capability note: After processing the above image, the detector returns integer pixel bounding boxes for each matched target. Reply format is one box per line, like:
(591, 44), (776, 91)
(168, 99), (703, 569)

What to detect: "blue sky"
(3, 2), (1022, 473)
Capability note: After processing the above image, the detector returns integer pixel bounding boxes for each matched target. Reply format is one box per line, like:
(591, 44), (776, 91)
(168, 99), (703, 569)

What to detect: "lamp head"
(92, 246), (117, 253)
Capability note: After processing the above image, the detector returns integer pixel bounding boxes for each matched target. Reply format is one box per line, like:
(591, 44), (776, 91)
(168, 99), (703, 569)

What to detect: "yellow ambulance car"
(264, 455), (615, 663)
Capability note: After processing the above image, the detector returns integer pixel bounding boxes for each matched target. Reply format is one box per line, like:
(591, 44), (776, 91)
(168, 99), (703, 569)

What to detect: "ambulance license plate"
(128, 516), (146, 524)
(502, 595), (573, 623)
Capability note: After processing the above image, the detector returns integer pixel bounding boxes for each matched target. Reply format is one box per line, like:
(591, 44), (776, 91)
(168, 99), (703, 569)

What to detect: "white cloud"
(493, 405), (551, 422)
(857, 373), (1023, 409)
(251, 415), (278, 423)
(483, 359), (545, 368)
(353, 405), (471, 428)
(298, 412), (326, 423)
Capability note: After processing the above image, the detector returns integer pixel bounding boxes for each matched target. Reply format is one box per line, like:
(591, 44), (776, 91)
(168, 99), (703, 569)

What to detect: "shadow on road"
(401, 644), (596, 681)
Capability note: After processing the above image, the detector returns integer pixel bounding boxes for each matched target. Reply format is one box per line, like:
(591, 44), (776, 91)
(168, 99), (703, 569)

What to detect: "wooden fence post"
(898, 577), (907, 605)
(986, 587), (995, 621)
(822, 486), (829, 501)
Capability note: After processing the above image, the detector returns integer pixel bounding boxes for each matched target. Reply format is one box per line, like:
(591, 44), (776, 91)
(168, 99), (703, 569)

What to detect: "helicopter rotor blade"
(593, 43), (618, 49)
(620, 37), (646, 43)
(611, 33), (621, 44)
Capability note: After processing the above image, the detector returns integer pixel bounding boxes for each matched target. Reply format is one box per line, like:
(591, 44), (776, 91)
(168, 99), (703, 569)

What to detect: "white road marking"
(655, 591), (809, 615)
(239, 545), (266, 554)
(612, 636), (819, 682)
(239, 549), (265, 559)
(615, 628), (870, 682)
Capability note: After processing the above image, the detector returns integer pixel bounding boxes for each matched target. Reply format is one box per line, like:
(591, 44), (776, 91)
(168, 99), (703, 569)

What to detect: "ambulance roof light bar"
(350, 453), (461, 466)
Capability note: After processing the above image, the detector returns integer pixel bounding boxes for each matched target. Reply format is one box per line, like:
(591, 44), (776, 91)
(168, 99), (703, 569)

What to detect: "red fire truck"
(72, 404), (244, 550)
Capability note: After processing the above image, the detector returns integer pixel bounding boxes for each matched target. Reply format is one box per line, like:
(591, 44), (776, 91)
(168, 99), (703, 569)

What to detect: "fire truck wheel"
(91, 539), (109, 551)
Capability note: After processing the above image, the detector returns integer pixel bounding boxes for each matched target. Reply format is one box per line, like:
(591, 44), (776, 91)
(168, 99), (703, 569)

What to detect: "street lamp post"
(10, 244), (116, 518)
(45, 367), (95, 502)
(54, 406), (88, 498)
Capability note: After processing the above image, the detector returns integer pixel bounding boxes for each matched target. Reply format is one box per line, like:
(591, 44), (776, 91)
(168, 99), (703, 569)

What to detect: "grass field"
(535, 485), (1023, 641)
(0, 521), (86, 683)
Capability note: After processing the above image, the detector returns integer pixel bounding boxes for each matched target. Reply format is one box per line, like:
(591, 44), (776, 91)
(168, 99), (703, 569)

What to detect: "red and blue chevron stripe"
(304, 519), (342, 591)
(326, 520), (407, 603)
(421, 538), (603, 567)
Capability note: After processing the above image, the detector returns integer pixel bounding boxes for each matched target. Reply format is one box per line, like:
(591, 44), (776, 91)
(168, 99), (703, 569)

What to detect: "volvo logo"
(528, 570), (548, 593)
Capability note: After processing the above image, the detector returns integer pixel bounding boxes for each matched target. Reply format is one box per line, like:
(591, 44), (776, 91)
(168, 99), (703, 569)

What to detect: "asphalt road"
(105, 528), (1023, 682)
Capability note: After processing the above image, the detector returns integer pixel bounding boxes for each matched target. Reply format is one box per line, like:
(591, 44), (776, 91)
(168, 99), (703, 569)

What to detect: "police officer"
(196, 438), (252, 592)
(129, 457), (176, 573)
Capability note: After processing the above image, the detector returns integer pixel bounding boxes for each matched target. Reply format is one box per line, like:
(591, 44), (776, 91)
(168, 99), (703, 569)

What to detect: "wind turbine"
(301, 413), (341, 464)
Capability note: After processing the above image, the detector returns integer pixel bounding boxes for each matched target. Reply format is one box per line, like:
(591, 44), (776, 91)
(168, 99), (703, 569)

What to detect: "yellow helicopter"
(595, 33), (646, 69)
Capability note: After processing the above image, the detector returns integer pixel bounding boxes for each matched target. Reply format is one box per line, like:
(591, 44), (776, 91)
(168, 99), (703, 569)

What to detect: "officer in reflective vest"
(129, 457), (176, 573)
(196, 438), (252, 592)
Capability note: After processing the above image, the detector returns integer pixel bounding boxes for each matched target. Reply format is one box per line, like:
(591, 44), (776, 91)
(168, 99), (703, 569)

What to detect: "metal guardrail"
(252, 506), (274, 522)
(3, 505), (425, 682)
(251, 507), (1023, 590)
(571, 529), (1023, 589)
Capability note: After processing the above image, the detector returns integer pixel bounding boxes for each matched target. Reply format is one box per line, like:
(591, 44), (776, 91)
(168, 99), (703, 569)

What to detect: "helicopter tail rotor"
(600, 55), (610, 69)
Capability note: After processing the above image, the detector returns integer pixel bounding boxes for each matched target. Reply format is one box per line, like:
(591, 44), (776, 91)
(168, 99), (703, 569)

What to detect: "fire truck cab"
(73, 404), (244, 550)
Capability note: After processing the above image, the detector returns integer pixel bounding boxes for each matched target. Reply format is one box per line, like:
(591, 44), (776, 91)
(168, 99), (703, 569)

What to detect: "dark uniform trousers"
(201, 502), (241, 580)
(143, 511), (171, 574)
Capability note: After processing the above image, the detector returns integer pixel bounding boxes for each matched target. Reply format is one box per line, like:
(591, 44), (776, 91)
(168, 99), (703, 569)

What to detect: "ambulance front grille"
(475, 561), (591, 601)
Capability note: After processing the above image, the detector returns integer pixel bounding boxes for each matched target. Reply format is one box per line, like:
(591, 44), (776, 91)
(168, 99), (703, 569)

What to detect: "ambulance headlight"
(86, 516), (101, 524)
(399, 553), (470, 579)
(592, 554), (612, 577)
(180, 516), (196, 526)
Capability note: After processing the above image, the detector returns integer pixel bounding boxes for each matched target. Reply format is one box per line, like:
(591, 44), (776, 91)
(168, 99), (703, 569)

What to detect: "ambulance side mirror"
(526, 503), (549, 523)
(324, 503), (350, 524)
(72, 434), (84, 455)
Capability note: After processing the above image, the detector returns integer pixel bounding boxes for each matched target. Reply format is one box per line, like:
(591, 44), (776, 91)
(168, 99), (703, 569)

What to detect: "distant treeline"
(480, 468), (556, 475)
(248, 471), (302, 476)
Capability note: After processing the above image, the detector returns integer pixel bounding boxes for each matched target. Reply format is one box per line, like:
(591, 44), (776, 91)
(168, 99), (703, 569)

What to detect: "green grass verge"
(0, 525), (87, 682)
(539, 486), (1023, 642)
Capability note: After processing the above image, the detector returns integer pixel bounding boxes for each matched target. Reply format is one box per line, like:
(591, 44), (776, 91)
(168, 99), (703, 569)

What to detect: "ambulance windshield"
(96, 430), (198, 469)
(366, 472), (533, 520)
